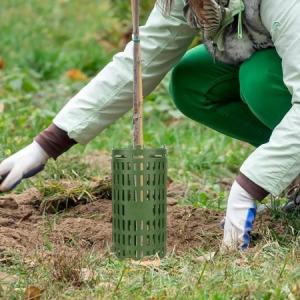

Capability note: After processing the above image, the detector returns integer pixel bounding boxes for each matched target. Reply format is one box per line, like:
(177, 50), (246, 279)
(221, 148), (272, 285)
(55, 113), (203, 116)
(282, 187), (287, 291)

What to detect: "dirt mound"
(0, 180), (296, 258)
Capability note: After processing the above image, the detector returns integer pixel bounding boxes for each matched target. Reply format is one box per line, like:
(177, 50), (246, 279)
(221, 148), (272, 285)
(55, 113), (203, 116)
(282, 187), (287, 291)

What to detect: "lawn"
(1, 1), (300, 299)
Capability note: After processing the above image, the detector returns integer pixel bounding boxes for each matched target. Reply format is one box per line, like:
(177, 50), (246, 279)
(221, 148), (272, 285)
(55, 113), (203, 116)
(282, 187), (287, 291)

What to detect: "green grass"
(3, 243), (300, 299)
(1, 1), (300, 299)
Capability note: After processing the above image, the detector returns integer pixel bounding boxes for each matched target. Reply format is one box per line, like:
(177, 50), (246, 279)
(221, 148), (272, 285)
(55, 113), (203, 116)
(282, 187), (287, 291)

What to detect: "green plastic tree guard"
(112, 146), (167, 259)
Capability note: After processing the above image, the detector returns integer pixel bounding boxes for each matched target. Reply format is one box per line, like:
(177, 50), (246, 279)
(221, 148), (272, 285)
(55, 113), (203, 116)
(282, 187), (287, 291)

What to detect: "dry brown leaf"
(0, 58), (4, 70)
(0, 103), (4, 113)
(24, 286), (44, 300)
(66, 69), (88, 81)
(131, 257), (161, 268)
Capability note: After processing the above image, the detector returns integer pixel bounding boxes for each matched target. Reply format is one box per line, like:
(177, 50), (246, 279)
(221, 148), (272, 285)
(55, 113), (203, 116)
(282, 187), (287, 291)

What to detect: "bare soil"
(0, 180), (295, 258)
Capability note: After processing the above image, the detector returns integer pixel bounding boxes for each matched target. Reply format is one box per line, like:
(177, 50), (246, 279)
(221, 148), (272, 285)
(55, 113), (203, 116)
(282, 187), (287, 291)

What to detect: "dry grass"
(49, 248), (86, 287)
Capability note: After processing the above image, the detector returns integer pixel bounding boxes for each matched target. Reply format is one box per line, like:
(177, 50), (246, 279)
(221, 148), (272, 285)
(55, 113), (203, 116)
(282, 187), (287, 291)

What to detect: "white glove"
(0, 141), (49, 192)
(223, 181), (257, 250)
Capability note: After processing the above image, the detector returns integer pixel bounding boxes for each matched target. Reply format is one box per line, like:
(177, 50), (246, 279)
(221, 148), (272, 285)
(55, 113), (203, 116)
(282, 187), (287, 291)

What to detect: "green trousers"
(169, 45), (291, 147)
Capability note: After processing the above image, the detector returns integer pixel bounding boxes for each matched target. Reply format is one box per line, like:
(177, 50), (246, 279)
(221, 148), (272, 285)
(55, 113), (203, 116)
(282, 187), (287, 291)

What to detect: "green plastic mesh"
(112, 147), (167, 259)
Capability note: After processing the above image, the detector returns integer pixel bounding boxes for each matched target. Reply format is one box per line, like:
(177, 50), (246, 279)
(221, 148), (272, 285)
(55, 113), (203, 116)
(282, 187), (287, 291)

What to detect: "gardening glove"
(0, 141), (49, 192)
(222, 181), (257, 250)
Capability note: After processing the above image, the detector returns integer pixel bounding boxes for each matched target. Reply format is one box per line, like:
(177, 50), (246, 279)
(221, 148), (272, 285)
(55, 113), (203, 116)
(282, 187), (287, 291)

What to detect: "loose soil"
(0, 179), (296, 259)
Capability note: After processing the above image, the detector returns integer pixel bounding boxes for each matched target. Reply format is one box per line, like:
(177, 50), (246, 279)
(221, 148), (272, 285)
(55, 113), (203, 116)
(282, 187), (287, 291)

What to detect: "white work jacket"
(54, 0), (300, 196)
(54, 0), (196, 144)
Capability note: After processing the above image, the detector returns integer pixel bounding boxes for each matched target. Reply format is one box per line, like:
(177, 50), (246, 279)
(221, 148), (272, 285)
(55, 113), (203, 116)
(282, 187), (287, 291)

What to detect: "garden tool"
(112, 0), (167, 260)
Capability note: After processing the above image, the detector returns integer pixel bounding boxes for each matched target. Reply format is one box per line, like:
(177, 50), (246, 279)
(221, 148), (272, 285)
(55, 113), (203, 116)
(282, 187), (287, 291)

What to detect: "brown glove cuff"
(236, 172), (269, 201)
(35, 124), (77, 159)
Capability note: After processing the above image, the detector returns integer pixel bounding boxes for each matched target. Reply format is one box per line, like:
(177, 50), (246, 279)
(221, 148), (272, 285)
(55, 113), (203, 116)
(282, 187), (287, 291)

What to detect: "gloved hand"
(222, 181), (257, 250)
(0, 141), (49, 192)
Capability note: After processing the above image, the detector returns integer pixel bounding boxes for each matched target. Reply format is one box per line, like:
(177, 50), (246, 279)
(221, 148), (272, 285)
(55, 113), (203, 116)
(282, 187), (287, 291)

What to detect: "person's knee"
(169, 60), (209, 117)
(170, 45), (217, 116)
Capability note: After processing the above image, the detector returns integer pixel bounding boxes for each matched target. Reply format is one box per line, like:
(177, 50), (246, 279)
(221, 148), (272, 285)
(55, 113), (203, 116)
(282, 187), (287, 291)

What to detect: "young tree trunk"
(131, 0), (144, 147)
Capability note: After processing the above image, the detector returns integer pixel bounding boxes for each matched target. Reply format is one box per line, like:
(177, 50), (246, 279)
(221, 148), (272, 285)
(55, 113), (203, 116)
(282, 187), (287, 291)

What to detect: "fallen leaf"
(0, 58), (4, 70)
(131, 257), (161, 267)
(66, 69), (88, 81)
(24, 286), (44, 300)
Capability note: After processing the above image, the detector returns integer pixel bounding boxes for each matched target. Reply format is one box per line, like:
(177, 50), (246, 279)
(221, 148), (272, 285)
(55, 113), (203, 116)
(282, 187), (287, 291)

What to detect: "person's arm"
(0, 0), (196, 192)
(51, 0), (196, 144)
